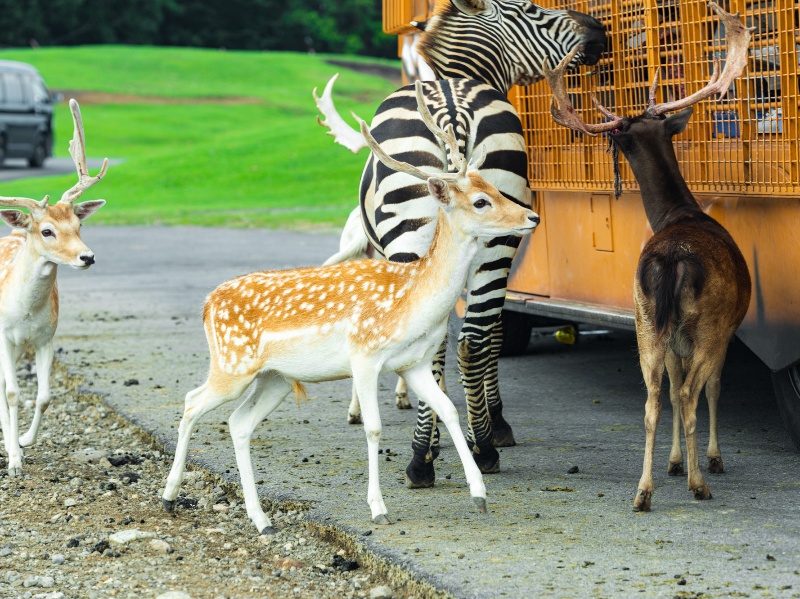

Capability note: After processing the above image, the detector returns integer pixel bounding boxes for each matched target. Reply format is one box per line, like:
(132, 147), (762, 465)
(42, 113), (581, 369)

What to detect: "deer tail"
(637, 247), (705, 339)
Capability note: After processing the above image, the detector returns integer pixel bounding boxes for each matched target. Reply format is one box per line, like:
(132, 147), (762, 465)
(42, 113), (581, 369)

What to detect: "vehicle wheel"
(771, 363), (800, 451)
(28, 137), (46, 168)
(0, 136), (6, 166)
(499, 310), (534, 357)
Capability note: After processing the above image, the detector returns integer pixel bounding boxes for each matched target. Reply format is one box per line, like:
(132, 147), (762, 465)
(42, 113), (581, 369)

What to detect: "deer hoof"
(395, 392), (412, 410)
(162, 498), (176, 513)
(473, 497), (488, 514)
(667, 462), (684, 476)
(633, 489), (652, 512)
(260, 526), (277, 536)
(692, 485), (712, 500)
(372, 513), (392, 525)
(708, 458), (724, 474)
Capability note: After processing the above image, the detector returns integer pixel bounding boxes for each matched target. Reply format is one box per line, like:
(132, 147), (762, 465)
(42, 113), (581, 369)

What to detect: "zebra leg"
(486, 317), (516, 447)
(405, 339), (446, 488)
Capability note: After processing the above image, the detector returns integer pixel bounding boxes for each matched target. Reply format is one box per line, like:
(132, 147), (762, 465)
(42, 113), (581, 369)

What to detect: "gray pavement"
(54, 225), (800, 599)
(0, 158), (121, 182)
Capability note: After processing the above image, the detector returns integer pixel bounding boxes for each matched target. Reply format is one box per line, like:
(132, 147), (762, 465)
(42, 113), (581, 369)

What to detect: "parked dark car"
(0, 60), (56, 168)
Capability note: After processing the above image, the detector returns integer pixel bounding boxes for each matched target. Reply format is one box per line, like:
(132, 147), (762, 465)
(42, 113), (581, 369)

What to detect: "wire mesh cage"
(516, 0), (799, 195)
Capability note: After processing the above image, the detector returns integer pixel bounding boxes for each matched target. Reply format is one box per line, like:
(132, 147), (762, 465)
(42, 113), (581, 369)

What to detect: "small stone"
(63, 498), (77, 507)
(69, 448), (107, 464)
(274, 557), (303, 570)
(51, 554), (65, 565)
(155, 592), (193, 599)
(23, 576), (39, 588)
(149, 539), (171, 554)
(108, 529), (157, 544)
(567, 466), (579, 474)
(0, 546), (12, 557)
(369, 585), (393, 599)
(39, 575), (55, 588)
(212, 504), (229, 513)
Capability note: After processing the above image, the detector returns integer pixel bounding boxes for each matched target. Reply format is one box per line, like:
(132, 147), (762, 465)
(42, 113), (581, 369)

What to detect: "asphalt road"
(52, 226), (800, 599)
(0, 158), (120, 182)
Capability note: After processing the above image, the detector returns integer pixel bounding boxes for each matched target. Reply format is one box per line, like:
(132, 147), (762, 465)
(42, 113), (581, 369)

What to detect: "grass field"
(0, 46), (400, 230)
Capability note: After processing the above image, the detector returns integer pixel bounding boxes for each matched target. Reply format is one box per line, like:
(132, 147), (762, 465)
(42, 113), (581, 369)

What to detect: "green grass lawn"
(0, 46), (400, 230)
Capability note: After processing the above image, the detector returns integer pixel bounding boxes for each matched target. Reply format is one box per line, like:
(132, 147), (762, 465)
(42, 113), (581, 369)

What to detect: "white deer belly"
(257, 325), (353, 382)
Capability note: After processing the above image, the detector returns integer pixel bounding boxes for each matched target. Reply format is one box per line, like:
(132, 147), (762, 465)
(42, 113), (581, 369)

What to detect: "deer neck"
(5, 240), (58, 313)
(404, 209), (478, 325)
(621, 139), (702, 234)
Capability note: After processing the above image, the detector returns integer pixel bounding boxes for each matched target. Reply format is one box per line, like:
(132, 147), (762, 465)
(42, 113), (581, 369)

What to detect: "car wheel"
(0, 136), (6, 166)
(771, 363), (800, 451)
(28, 137), (47, 168)
(499, 310), (534, 356)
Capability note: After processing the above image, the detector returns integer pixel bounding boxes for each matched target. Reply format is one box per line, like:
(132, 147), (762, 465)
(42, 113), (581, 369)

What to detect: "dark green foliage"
(0, 0), (394, 58)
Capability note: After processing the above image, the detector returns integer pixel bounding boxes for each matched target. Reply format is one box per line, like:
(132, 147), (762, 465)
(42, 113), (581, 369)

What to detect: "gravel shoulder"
(0, 361), (429, 599)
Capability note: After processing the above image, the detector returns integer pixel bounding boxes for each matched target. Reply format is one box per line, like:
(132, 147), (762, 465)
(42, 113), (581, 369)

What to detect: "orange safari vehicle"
(384, 0), (800, 448)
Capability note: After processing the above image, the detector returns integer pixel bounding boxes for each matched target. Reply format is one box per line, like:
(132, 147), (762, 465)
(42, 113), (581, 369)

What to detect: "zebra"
(316, 0), (606, 487)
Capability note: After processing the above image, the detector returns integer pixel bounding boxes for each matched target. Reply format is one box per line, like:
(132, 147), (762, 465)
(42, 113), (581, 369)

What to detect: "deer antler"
(543, 47), (624, 136)
(645, 2), (754, 116)
(0, 196), (49, 213)
(359, 81), (483, 182)
(313, 73), (368, 154)
(60, 99), (108, 205)
(544, 2), (753, 133)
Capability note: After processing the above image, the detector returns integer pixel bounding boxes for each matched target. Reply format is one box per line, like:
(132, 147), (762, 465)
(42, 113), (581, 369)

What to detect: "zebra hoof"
(405, 459), (435, 489)
(162, 498), (176, 513)
(473, 446), (500, 474)
(347, 413), (362, 425)
(473, 497), (488, 514)
(372, 513), (392, 525)
(491, 416), (516, 448)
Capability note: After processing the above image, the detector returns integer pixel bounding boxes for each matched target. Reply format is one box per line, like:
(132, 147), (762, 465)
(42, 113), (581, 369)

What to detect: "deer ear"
(73, 200), (106, 221)
(427, 177), (452, 208)
(0, 210), (32, 230)
(664, 108), (694, 138)
(451, 0), (491, 16)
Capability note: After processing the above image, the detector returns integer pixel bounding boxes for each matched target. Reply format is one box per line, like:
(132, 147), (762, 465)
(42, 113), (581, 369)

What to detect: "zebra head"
(414, 0), (607, 94)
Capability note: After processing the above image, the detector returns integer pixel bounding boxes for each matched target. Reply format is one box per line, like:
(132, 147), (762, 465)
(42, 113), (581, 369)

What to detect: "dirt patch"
(55, 90), (263, 105)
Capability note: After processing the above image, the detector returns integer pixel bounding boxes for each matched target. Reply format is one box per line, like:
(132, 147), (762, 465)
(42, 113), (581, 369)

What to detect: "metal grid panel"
(517, 0), (800, 195)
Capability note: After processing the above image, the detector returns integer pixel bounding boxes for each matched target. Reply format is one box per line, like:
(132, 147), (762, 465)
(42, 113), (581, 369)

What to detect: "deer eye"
(473, 198), (491, 209)
(41, 229), (54, 238)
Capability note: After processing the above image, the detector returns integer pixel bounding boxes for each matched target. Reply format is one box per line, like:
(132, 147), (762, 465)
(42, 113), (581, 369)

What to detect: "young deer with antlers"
(161, 82), (539, 532)
(543, 2), (753, 511)
(0, 99), (107, 477)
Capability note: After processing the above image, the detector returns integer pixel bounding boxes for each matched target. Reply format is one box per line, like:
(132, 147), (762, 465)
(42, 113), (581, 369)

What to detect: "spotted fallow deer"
(0, 99), (107, 476)
(161, 82), (539, 532)
(543, 2), (753, 511)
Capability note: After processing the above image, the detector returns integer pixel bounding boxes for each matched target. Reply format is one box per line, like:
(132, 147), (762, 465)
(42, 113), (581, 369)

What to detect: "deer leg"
(0, 340), (23, 476)
(679, 357), (719, 501)
(19, 342), (54, 448)
(228, 374), (291, 535)
(633, 342), (666, 512)
(486, 318), (515, 447)
(352, 363), (390, 524)
(347, 383), (362, 425)
(163, 373), (254, 510)
(403, 364), (487, 513)
(705, 358), (726, 474)
(395, 376), (411, 409)
(664, 349), (685, 476)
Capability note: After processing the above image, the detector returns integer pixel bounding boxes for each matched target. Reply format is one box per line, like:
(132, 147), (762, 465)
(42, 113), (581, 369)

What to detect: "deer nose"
(528, 213), (540, 225)
(80, 254), (95, 266)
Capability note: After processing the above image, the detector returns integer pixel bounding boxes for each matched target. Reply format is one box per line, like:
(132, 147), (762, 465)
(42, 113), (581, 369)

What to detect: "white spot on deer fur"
(337, 303), (344, 311)
(318, 308), (325, 316)
(348, 284), (355, 292)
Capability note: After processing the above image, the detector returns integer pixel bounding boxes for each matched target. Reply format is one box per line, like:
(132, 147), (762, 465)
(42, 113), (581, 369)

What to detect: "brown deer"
(543, 2), (753, 511)
(0, 100), (107, 476)
(161, 82), (539, 532)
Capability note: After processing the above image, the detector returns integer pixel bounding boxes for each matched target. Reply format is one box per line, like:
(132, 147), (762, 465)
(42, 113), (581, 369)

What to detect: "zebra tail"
(323, 209), (371, 265)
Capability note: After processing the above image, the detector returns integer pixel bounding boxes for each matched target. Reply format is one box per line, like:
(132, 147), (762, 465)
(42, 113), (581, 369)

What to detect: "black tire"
(499, 310), (534, 356)
(771, 363), (800, 451)
(28, 137), (47, 168)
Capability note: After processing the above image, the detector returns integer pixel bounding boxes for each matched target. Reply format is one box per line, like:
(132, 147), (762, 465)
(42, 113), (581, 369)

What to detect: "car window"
(28, 77), (50, 103)
(1, 73), (23, 103)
